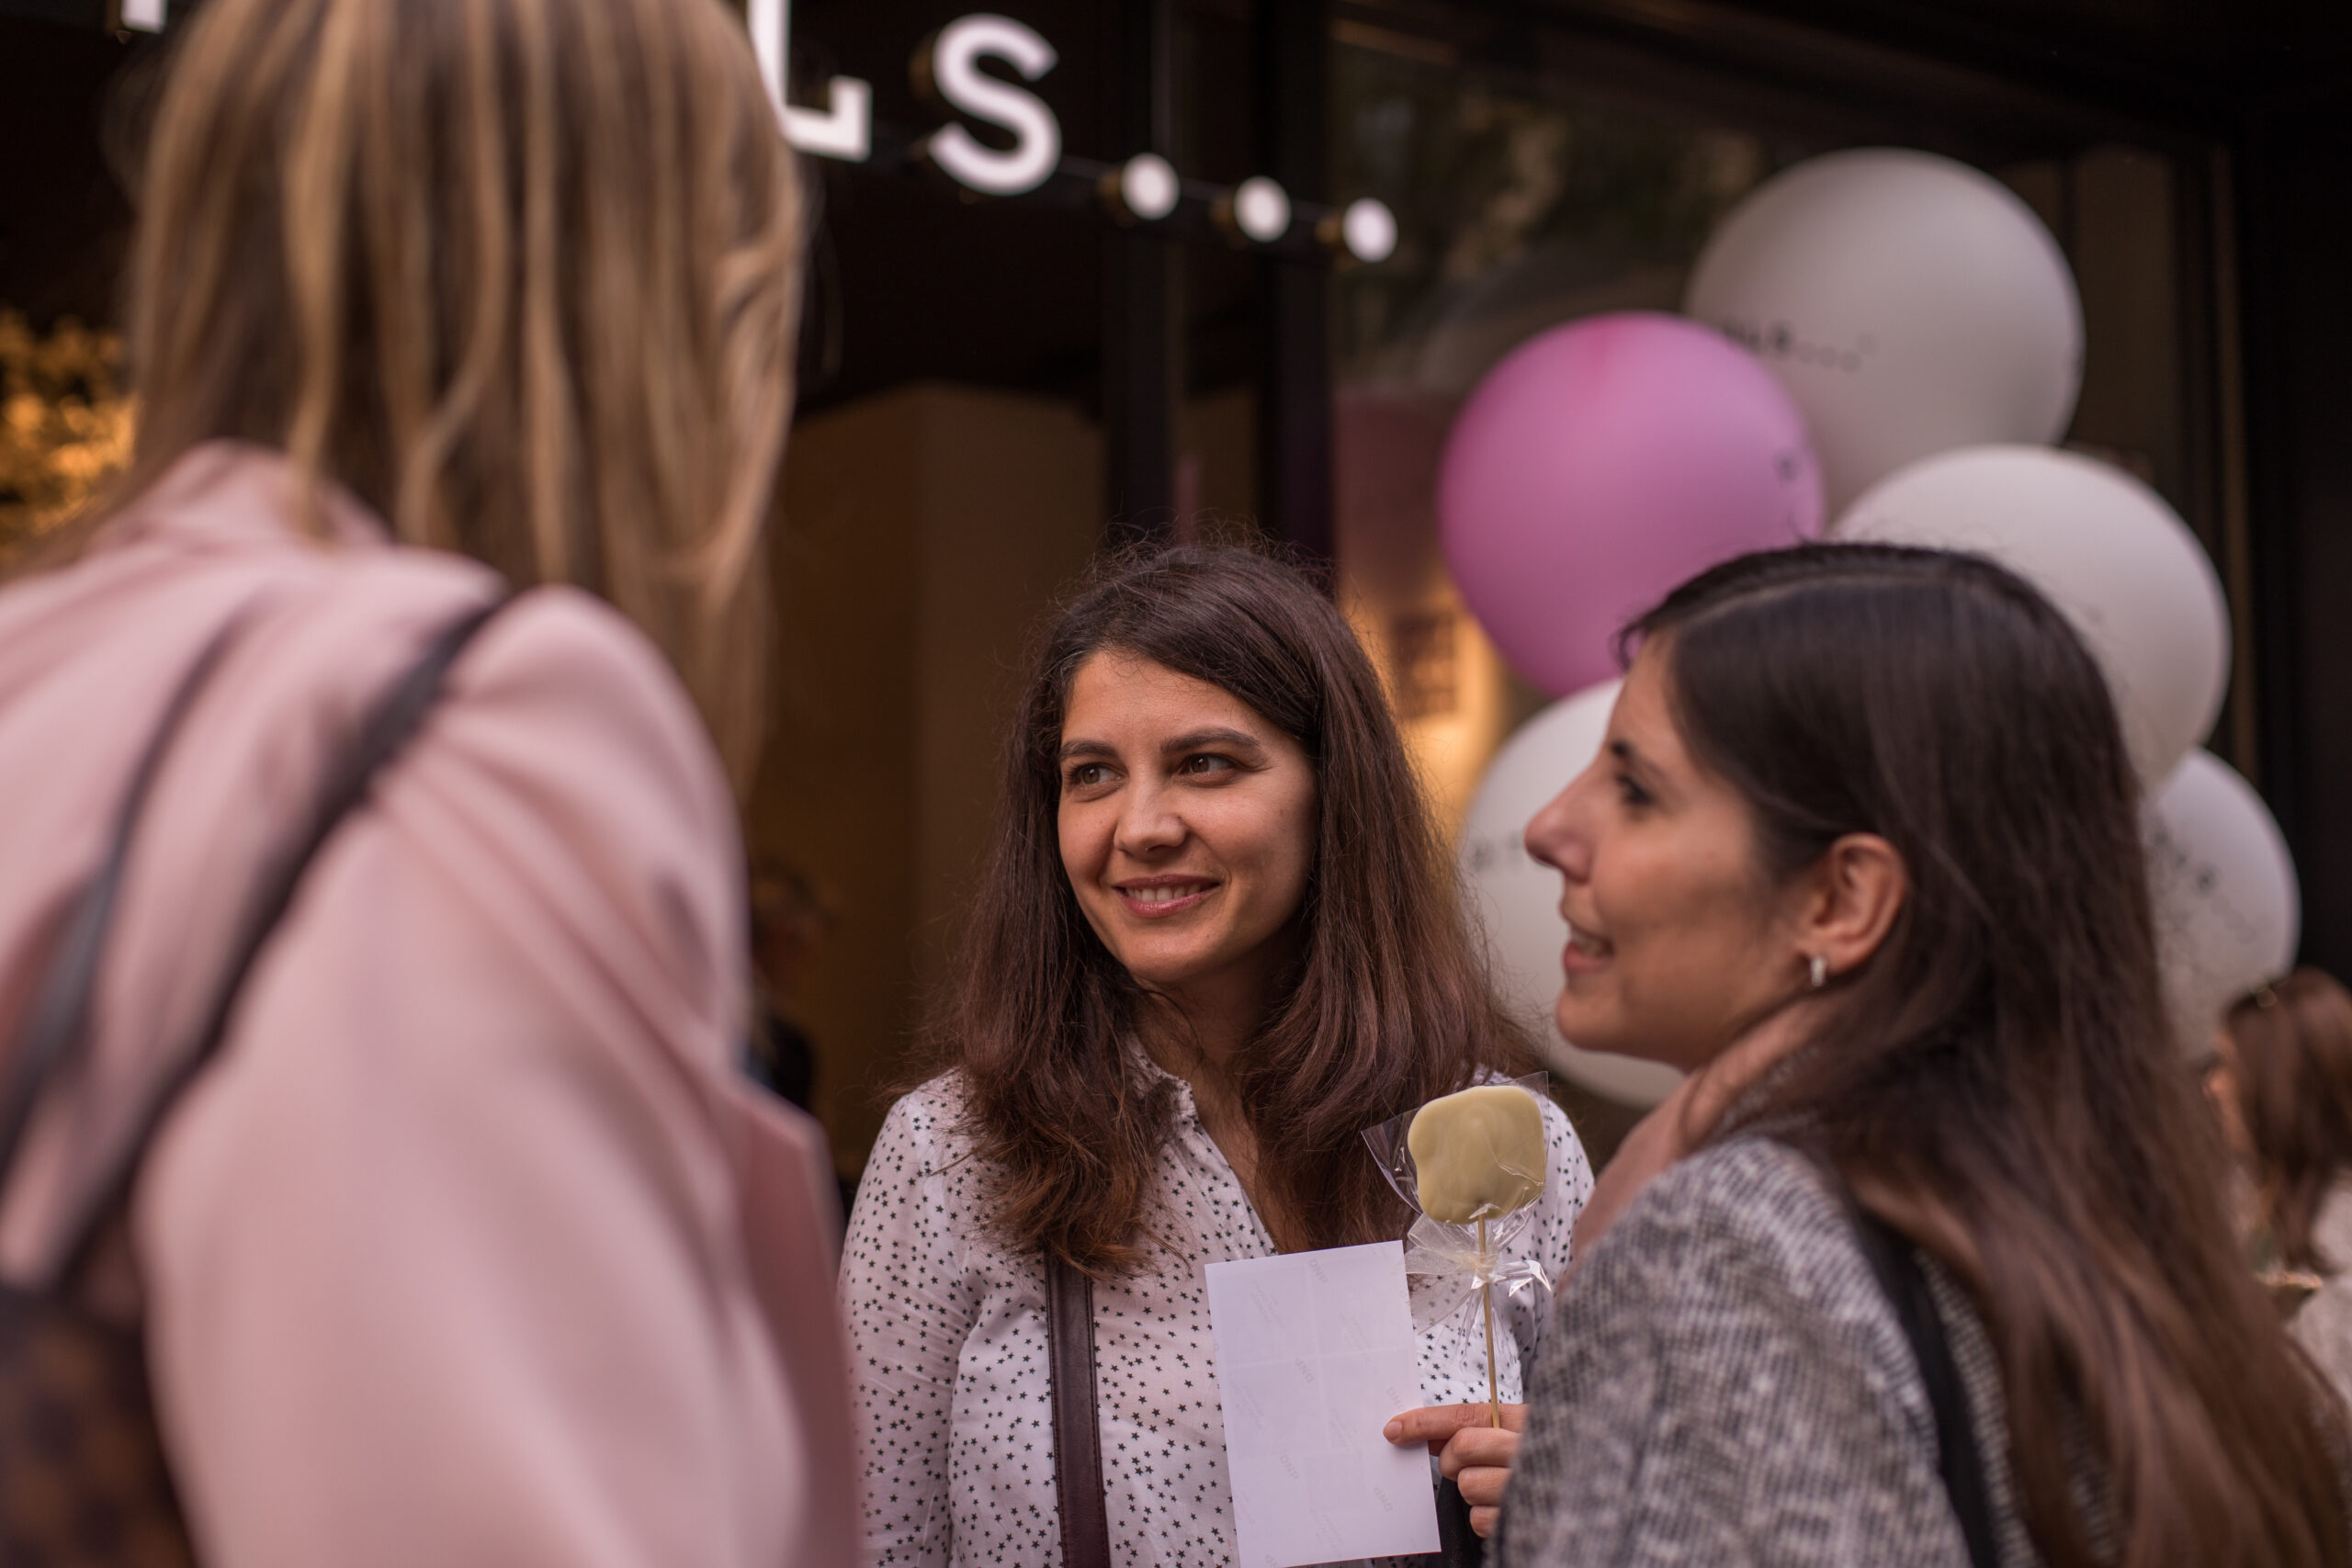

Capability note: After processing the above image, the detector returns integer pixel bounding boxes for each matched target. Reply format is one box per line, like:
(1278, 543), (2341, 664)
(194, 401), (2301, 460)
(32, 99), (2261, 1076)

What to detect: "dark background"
(4, 0), (2349, 975)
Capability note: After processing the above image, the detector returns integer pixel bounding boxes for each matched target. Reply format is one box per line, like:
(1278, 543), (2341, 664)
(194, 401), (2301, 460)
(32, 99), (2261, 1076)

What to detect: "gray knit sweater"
(1495, 1137), (2049, 1568)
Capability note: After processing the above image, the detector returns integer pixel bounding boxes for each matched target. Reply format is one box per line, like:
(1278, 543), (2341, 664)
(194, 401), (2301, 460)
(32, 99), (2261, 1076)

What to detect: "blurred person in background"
(1490, 545), (2345, 1567)
(0, 0), (854, 1564)
(2210, 968), (2352, 1398)
(745, 856), (835, 1113)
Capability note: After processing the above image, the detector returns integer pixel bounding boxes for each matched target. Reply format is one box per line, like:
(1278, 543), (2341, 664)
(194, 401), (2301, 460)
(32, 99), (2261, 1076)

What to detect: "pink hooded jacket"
(0, 444), (857, 1567)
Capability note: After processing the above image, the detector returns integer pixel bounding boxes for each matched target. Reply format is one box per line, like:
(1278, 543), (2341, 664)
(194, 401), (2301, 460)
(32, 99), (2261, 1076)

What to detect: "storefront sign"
(750, 3), (1392, 260)
(752, 1), (1066, 195)
(747, 0), (877, 163)
(121, 0), (1388, 259)
(914, 14), (1059, 197)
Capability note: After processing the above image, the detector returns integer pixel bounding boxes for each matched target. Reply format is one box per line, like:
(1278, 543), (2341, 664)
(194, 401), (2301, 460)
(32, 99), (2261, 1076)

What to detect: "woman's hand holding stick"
(1384, 1404), (1526, 1539)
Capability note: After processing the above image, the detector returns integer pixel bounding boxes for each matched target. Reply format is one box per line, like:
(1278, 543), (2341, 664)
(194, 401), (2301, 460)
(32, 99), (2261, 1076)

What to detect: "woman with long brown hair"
(0, 0), (849, 1562)
(1489, 543), (2346, 1565)
(839, 546), (1591, 1564)
(2211, 968), (2352, 1400)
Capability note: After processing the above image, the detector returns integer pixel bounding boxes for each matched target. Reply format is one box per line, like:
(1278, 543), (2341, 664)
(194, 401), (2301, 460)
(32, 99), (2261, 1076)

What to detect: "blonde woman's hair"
(112, 0), (801, 779)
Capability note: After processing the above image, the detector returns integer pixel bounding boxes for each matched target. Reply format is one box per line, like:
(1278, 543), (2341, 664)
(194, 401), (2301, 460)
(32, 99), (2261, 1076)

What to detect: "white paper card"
(1205, 1241), (1441, 1567)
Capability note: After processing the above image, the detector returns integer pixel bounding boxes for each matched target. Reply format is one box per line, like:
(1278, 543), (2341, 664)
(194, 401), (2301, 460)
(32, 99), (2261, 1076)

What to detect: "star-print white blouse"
(840, 1063), (1593, 1568)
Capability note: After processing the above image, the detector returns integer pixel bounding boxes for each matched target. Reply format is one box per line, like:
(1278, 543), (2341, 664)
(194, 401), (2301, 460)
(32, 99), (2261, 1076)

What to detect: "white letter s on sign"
(923, 15), (1061, 197)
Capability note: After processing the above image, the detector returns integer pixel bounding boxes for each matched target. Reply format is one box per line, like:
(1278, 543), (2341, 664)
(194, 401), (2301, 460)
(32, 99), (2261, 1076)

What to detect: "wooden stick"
(1480, 1216), (1499, 1428)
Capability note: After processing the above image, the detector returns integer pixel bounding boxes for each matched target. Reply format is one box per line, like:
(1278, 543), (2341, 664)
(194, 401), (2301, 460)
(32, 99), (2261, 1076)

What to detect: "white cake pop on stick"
(1407, 1086), (1548, 1427)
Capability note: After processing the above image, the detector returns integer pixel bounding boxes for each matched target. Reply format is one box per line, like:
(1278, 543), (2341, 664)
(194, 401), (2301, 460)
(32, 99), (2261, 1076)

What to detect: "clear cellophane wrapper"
(1360, 1073), (1555, 1334)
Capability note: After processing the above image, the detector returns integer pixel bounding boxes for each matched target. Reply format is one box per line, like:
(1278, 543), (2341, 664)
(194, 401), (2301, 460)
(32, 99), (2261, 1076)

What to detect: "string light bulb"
(1101, 153), (1180, 223)
(1214, 176), (1291, 244)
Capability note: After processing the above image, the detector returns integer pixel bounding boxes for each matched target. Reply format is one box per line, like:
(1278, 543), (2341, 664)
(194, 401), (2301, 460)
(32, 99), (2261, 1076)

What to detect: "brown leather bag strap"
(1043, 1249), (1112, 1568)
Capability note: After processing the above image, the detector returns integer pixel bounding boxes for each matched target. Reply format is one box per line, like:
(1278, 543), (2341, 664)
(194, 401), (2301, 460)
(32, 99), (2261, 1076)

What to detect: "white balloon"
(1458, 682), (1683, 1108)
(1835, 446), (2228, 784)
(2145, 750), (2299, 1050)
(1686, 148), (2083, 513)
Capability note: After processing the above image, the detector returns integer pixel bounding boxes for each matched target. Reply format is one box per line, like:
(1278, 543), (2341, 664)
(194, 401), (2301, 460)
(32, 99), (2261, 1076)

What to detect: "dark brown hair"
(2227, 968), (2352, 1276)
(1633, 542), (2346, 1568)
(933, 545), (1529, 1274)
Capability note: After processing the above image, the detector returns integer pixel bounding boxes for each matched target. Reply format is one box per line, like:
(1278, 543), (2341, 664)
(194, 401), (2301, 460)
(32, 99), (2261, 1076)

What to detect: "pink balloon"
(1439, 311), (1824, 695)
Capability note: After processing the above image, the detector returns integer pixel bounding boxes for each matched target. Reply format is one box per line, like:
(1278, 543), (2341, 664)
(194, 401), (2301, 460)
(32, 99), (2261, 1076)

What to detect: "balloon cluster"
(1445, 149), (2292, 1105)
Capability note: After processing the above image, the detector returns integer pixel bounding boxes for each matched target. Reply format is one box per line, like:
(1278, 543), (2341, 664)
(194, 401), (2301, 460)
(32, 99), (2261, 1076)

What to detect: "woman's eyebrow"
(1057, 738), (1117, 762)
(1611, 736), (1678, 799)
(1160, 728), (1265, 755)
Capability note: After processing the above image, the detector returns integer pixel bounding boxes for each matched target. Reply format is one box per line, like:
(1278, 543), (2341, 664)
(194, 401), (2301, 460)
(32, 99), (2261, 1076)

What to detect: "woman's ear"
(1796, 833), (1907, 983)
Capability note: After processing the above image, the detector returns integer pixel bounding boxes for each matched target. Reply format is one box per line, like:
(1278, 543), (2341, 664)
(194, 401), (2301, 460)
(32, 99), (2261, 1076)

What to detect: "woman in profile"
(2210, 968), (2352, 1397)
(1495, 545), (2345, 1565)
(840, 547), (1591, 1565)
(0, 0), (850, 1562)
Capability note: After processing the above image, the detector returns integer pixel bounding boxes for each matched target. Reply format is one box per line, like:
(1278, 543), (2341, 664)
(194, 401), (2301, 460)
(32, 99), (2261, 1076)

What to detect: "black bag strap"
(1435, 1474), (1487, 1566)
(6, 594), (509, 1292)
(1043, 1249), (1113, 1568)
(1853, 1211), (2001, 1568)
(0, 601), (268, 1187)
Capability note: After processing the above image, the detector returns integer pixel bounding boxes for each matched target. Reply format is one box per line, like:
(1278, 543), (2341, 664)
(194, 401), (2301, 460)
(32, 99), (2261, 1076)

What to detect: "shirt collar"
(93, 441), (390, 558)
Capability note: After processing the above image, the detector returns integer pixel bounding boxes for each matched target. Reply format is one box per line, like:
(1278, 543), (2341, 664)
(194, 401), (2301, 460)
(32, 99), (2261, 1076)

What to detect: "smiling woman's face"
(1056, 653), (1317, 1012)
(1521, 643), (1807, 1071)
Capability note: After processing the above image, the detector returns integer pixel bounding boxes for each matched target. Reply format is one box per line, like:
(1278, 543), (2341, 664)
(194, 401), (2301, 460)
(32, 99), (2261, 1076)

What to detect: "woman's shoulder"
(1609, 1133), (1844, 1241)
(451, 585), (729, 823)
(1586, 1136), (1877, 1320)
(1532, 1089), (1593, 1192)
(375, 584), (743, 1043)
(865, 1072), (989, 1180)
(847, 1073), (1006, 1262)
(882, 1071), (971, 1137)
(1511, 1150), (1977, 1568)
(1647, 1132), (1836, 1206)
(1553, 1137), (1939, 1479)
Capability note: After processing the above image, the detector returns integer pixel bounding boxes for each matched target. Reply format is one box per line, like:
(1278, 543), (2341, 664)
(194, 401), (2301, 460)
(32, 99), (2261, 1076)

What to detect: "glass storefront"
(766, 0), (2264, 1169)
(1327, 4), (2245, 821)
(1, 0), (2345, 1177)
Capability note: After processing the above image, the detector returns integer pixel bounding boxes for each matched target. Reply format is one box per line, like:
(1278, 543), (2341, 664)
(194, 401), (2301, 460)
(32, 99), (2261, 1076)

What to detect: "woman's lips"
(1561, 919), (1613, 975)
(1115, 880), (1216, 919)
